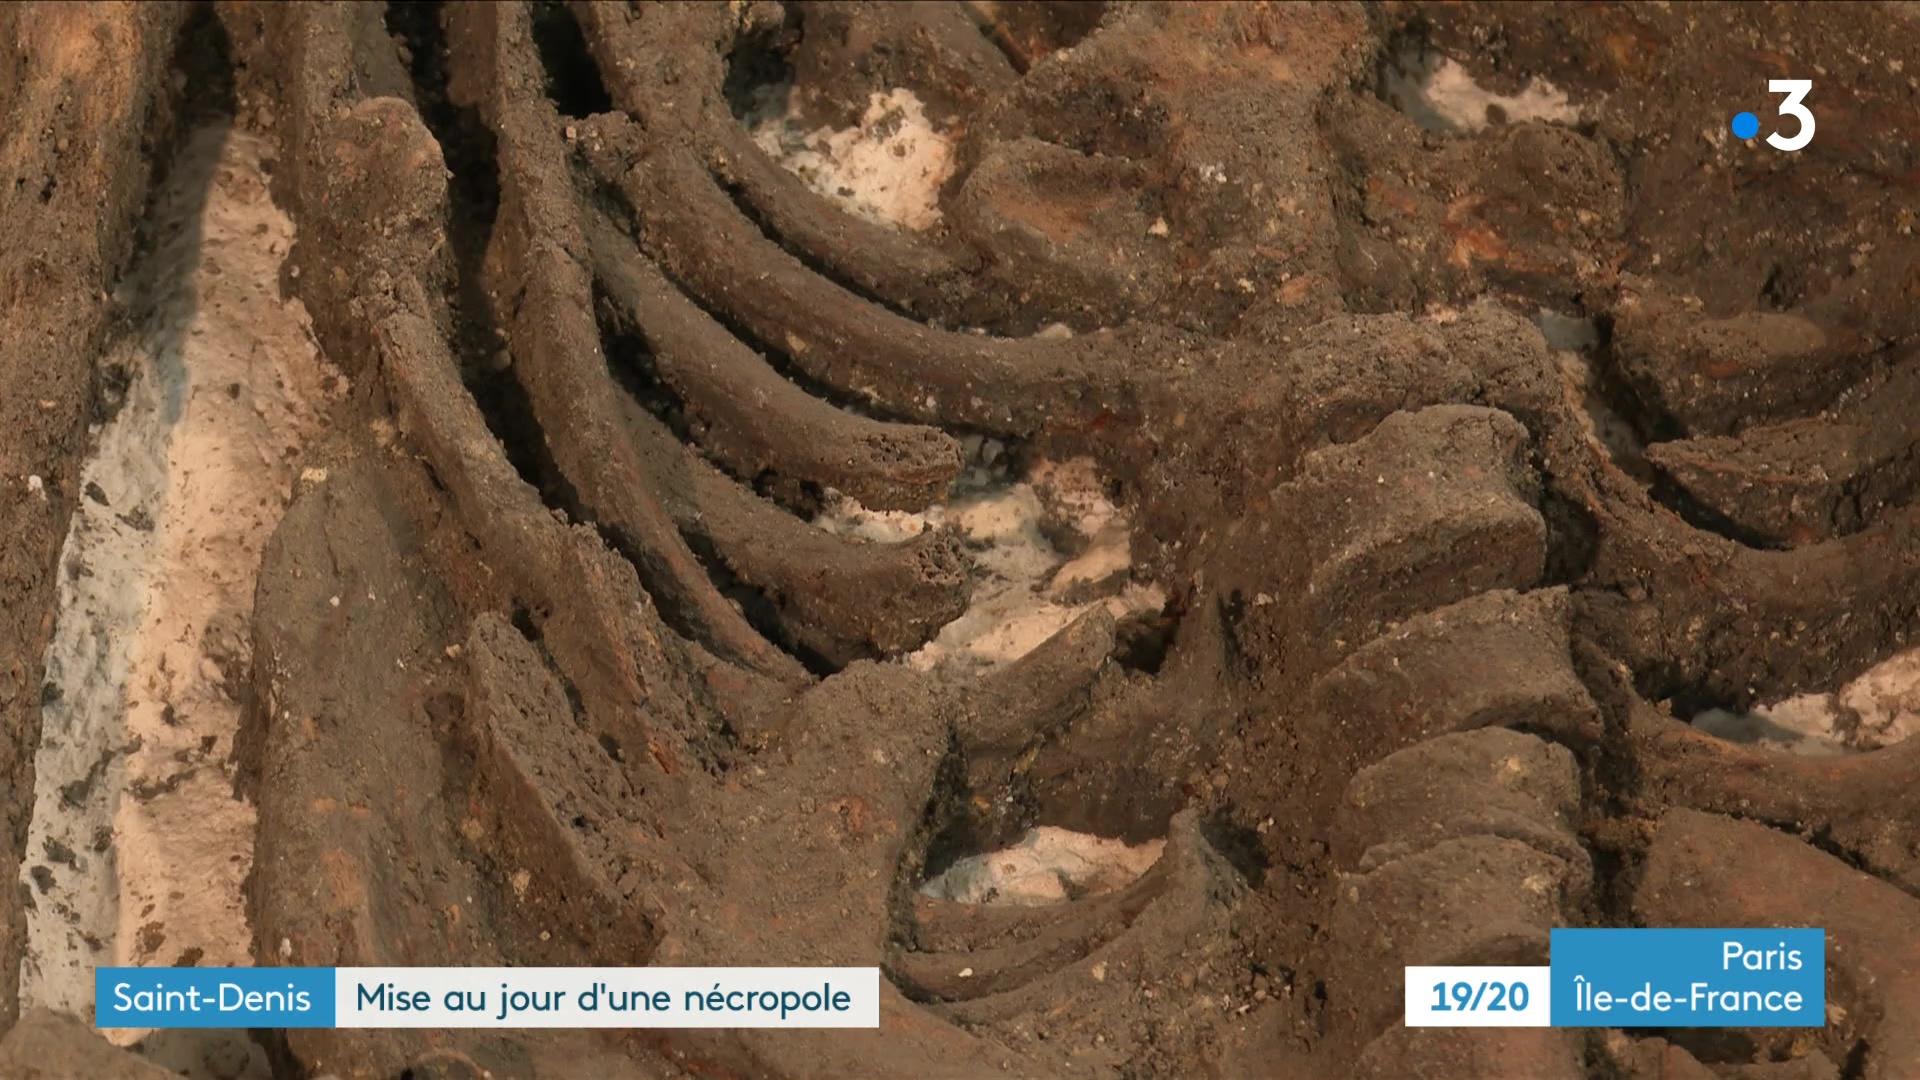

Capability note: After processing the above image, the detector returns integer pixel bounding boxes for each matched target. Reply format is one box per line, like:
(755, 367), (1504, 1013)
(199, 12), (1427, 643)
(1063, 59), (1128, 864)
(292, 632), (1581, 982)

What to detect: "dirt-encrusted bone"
(587, 211), (965, 511)
(1325, 728), (1588, 1061)
(454, 614), (662, 965)
(1334, 727), (1588, 874)
(1352, 1027), (1587, 1080)
(1612, 291), (1869, 438)
(580, 118), (1127, 435)
(912, 810), (1247, 1039)
(1628, 702), (1920, 894)
(70, 4), (1917, 1079)
(1646, 353), (1920, 545)
(0, 1008), (182, 1079)
(628, 404), (972, 669)
(1272, 405), (1547, 663)
(446, 1), (805, 683)
(1311, 588), (1601, 758)
(1636, 810), (1920, 1080)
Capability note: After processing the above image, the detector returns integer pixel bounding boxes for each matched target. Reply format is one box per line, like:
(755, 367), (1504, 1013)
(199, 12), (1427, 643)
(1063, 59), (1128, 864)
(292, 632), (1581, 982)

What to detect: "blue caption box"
(1549, 928), (1824, 1027)
(96, 968), (334, 1029)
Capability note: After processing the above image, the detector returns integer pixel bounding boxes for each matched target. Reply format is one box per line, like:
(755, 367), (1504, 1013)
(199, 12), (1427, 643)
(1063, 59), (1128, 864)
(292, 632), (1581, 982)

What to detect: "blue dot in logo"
(1730, 111), (1760, 140)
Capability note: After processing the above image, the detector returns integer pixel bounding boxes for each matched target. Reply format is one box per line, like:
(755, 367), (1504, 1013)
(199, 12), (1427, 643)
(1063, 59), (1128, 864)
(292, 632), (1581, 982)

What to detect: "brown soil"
(3, 2), (1919, 1078)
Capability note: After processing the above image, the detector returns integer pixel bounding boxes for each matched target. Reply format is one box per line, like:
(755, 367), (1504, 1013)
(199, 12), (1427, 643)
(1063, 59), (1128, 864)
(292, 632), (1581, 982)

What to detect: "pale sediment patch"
(1544, 313), (1648, 476)
(920, 827), (1165, 906)
(1384, 51), (1582, 134)
(1692, 646), (1920, 754)
(749, 87), (957, 231)
(21, 123), (338, 1069)
(814, 448), (1162, 676)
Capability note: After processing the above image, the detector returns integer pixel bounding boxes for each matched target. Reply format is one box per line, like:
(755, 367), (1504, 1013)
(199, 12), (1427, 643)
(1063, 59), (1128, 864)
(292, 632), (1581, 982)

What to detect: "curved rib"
(378, 301), (710, 786)
(447, 2), (806, 683)
(575, 0), (999, 323)
(622, 394), (972, 667)
(1646, 353), (1920, 545)
(587, 211), (965, 511)
(706, 118), (985, 317)
(579, 116), (1113, 437)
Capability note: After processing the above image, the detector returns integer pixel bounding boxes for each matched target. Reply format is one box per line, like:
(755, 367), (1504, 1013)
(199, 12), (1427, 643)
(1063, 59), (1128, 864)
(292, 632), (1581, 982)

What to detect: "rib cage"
(244, 3), (1920, 1076)
(4, 2), (1919, 1078)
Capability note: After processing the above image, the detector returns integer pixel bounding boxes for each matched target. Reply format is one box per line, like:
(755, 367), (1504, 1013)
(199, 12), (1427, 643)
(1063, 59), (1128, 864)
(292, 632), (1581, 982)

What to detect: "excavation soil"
(2, 3), (1919, 1079)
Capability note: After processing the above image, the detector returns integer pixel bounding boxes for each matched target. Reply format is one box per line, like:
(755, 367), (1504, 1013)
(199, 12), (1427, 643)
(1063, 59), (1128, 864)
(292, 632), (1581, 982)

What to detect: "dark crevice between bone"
(91, 7), (233, 437)
(1759, 261), (1809, 312)
(586, 171), (959, 433)
(1215, 589), (1256, 680)
(676, 530), (839, 679)
(1579, 314), (1671, 475)
(1197, 815), (1267, 889)
(1583, 317), (1792, 551)
(1647, 471), (1789, 552)
(1585, 314), (1686, 446)
(506, 605), (597, 754)
(375, 18), (722, 716)
(1110, 609), (1176, 675)
(1640, 671), (1742, 723)
(387, 1), (564, 500)
(1841, 1038), (1872, 1080)
(962, 1), (1109, 76)
(1539, 488), (1601, 586)
(589, 276), (822, 515)
(1533, 437), (1602, 587)
(968, 12), (1034, 76)
(170, 5), (238, 143)
(591, 282), (695, 445)
(529, 0), (611, 119)
(1369, 20), (1438, 126)
(914, 758), (1004, 892)
(884, 730), (972, 1003)
(720, 5), (797, 122)
(1806, 822), (1884, 885)
(81, 3), (237, 419)
(1554, 621), (1648, 937)
(586, 281), (835, 677)
(708, 170), (957, 329)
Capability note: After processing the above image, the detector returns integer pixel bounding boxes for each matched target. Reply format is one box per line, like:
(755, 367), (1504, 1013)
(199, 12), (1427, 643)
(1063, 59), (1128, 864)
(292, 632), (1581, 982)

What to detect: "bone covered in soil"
(750, 87), (957, 231)
(20, 124), (337, 1057)
(814, 450), (1163, 675)
(920, 827), (1165, 906)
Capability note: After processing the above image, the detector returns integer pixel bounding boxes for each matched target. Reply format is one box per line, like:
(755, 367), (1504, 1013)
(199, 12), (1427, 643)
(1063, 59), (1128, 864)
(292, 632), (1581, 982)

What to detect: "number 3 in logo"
(1767, 79), (1815, 152)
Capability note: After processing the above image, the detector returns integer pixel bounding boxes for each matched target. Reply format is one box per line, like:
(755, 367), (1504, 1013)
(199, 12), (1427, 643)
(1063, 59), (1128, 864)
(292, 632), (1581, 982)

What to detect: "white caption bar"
(1404, 965), (1551, 1027)
(337, 967), (880, 1028)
